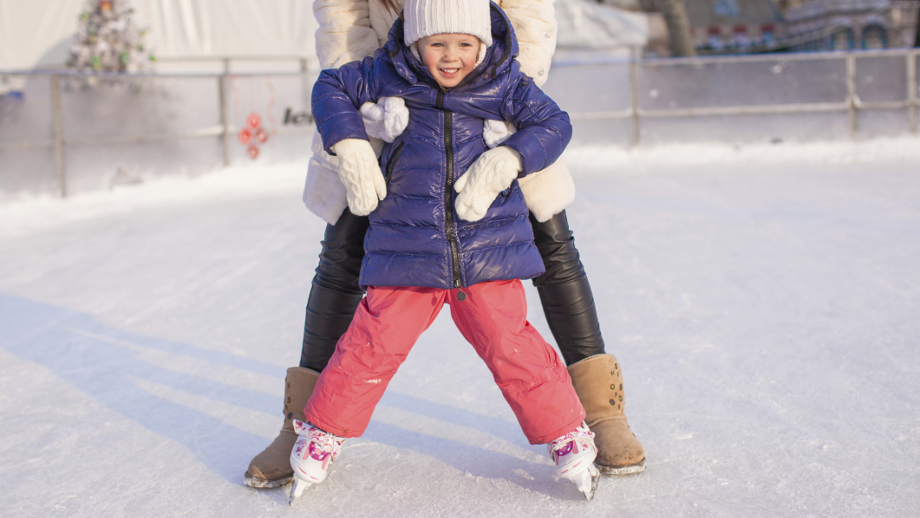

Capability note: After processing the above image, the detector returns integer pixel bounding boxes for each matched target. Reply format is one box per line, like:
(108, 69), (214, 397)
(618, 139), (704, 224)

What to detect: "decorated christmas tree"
(67, 0), (153, 73)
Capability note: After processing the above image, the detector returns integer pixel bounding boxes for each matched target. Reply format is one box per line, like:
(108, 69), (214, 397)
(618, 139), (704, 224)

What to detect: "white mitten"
(360, 97), (409, 143)
(454, 146), (523, 222)
(483, 120), (517, 148)
(333, 138), (387, 216)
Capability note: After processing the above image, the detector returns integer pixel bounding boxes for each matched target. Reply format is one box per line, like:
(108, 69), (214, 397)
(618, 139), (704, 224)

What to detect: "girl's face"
(417, 33), (481, 88)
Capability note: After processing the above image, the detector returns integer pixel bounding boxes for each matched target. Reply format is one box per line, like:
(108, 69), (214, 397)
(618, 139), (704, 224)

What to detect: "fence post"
(300, 58), (311, 112)
(908, 50), (917, 134)
(846, 53), (858, 137)
(629, 47), (640, 148)
(219, 74), (230, 167)
(51, 75), (67, 198)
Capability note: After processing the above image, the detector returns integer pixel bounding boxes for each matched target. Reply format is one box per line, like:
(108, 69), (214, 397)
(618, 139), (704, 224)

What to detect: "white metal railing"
(550, 47), (919, 147)
(0, 63), (316, 198)
(1, 49), (918, 198)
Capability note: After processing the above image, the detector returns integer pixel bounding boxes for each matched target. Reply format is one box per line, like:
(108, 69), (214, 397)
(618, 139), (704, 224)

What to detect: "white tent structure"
(0, 0), (318, 70)
(554, 0), (648, 52)
(0, 0), (646, 71)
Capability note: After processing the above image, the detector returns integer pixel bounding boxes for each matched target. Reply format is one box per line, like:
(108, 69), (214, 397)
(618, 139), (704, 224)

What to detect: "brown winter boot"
(244, 367), (320, 488)
(568, 354), (646, 474)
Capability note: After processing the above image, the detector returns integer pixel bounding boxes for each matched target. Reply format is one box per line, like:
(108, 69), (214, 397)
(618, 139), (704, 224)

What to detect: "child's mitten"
(360, 97), (409, 143)
(333, 138), (388, 216)
(454, 146), (523, 222)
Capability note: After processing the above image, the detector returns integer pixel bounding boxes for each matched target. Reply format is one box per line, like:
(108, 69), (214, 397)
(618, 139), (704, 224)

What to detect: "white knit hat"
(403, 0), (493, 48)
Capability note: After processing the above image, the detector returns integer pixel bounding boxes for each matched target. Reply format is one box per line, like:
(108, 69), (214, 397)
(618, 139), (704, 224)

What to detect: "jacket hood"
(382, 1), (518, 90)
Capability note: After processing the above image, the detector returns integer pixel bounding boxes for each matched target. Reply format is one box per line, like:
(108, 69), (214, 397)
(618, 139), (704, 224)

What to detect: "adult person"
(244, 0), (644, 489)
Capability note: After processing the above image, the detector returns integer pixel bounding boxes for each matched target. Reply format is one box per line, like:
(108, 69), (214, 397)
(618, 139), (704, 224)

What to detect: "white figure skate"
(548, 423), (601, 500)
(288, 420), (345, 505)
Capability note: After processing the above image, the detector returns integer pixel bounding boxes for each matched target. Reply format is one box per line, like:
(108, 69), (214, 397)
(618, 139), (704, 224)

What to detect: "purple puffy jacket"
(312, 3), (572, 289)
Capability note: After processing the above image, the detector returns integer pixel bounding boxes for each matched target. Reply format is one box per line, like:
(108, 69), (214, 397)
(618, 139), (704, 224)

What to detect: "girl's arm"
(497, 70), (572, 176)
(311, 58), (379, 153)
(499, 0), (558, 86)
(311, 57), (389, 216)
(313, 0), (382, 69)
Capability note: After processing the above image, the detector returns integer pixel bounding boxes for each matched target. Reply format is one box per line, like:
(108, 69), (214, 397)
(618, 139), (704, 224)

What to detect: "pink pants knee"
(303, 280), (586, 444)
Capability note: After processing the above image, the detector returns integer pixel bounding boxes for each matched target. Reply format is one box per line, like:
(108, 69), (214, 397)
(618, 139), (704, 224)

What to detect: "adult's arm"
(500, 0), (558, 86)
(314, 0), (381, 69)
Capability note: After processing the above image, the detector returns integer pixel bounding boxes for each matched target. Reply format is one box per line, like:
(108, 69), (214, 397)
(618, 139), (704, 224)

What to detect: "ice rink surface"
(1, 137), (918, 517)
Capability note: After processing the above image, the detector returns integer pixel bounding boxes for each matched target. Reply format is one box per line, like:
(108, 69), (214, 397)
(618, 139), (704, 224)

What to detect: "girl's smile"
(418, 33), (482, 88)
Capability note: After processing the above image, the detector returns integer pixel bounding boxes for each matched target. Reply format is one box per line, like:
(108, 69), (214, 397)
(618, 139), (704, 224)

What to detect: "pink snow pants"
(303, 279), (586, 445)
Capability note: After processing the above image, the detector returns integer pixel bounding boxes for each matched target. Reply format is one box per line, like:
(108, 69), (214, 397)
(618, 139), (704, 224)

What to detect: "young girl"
(245, 0), (644, 492)
(288, 0), (599, 502)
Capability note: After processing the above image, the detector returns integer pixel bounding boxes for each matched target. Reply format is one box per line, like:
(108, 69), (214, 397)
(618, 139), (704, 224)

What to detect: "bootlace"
(307, 425), (344, 457)
(548, 425), (595, 454)
(293, 420), (345, 458)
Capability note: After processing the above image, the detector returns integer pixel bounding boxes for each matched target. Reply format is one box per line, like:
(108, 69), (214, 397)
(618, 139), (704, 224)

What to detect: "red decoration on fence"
(238, 127), (252, 145)
(238, 111), (269, 160)
(247, 112), (261, 130)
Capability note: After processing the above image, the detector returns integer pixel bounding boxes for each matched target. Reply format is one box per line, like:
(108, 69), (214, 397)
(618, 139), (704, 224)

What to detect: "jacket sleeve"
(499, 0), (557, 87)
(311, 58), (379, 153)
(314, 0), (382, 69)
(497, 72), (572, 176)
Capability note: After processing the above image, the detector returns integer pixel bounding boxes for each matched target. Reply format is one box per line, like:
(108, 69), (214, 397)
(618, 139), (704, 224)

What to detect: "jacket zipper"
(437, 90), (463, 289)
(385, 141), (406, 184)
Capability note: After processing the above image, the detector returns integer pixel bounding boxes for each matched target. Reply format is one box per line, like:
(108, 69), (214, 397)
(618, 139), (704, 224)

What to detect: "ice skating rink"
(1, 138), (918, 517)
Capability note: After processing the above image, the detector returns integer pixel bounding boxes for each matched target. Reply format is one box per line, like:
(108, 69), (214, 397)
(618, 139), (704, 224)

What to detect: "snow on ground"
(1, 137), (919, 517)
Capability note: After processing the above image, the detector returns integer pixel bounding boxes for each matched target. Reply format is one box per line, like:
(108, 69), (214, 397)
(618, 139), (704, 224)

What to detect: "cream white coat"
(305, 0), (575, 224)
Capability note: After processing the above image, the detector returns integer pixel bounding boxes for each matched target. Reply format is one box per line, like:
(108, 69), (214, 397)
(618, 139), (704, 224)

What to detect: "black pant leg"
(299, 209), (369, 371)
(530, 210), (607, 365)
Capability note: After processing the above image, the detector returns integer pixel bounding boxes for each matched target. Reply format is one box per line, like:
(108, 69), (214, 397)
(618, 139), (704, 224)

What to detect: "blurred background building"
(597, 0), (920, 56)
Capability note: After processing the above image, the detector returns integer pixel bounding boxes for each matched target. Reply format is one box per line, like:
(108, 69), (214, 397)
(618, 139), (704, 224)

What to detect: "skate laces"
(293, 420), (345, 459)
(548, 424), (595, 455)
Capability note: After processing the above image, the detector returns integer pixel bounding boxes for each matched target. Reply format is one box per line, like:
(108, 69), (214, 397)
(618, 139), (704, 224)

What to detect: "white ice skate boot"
(288, 420), (345, 505)
(548, 423), (601, 500)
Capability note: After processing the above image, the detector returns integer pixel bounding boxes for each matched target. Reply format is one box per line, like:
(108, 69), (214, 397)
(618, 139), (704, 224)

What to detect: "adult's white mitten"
(360, 97), (409, 143)
(333, 138), (387, 216)
(454, 146), (523, 222)
(483, 120), (516, 148)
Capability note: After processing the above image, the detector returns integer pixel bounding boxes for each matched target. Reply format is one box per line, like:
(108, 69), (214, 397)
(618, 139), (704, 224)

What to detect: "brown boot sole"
(244, 473), (293, 489)
(597, 457), (646, 475)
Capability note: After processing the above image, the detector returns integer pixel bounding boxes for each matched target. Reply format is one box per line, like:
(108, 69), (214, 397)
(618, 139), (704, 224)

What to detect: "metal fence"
(0, 60), (319, 199)
(1, 48), (918, 199)
(543, 47), (919, 148)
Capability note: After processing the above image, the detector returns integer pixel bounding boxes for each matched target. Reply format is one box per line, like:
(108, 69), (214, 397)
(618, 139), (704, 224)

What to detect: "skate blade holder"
(288, 478), (313, 505)
(574, 463), (600, 500)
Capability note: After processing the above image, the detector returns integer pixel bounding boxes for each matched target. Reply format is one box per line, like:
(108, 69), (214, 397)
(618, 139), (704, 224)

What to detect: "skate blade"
(574, 463), (600, 501)
(288, 478), (312, 506)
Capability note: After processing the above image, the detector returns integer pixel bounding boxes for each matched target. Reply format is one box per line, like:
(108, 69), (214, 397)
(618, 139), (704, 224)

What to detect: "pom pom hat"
(403, 0), (493, 48)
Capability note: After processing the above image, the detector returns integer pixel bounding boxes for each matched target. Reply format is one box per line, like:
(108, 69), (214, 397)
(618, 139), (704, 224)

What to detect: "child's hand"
(454, 146), (522, 222)
(333, 138), (387, 216)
